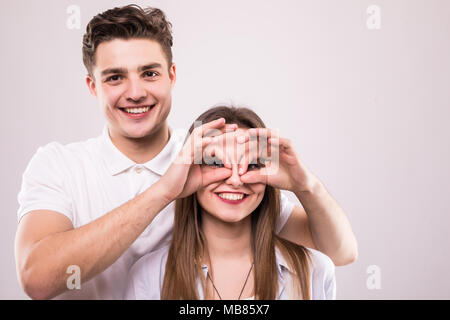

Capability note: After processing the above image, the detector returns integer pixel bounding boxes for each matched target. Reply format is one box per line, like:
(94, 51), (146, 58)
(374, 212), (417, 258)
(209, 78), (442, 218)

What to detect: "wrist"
(149, 179), (176, 205)
(293, 175), (323, 198)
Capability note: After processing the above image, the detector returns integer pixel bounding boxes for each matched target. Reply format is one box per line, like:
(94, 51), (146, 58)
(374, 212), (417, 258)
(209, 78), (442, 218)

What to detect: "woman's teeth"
(217, 193), (245, 201)
(123, 106), (151, 114)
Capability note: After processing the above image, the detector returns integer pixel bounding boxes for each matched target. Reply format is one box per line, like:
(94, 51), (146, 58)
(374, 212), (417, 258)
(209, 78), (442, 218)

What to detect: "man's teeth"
(218, 193), (245, 201)
(123, 106), (151, 114)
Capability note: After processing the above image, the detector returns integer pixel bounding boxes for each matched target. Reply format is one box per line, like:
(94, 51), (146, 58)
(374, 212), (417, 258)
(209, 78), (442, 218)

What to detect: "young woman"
(125, 106), (336, 300)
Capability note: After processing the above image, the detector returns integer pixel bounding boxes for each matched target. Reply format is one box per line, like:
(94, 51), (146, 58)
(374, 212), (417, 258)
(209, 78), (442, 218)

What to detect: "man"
(15, 5), (357, 300)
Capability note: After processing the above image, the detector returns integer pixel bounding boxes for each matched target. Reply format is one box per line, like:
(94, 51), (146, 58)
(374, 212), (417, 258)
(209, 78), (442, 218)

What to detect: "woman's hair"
(161, 105), (311, 299)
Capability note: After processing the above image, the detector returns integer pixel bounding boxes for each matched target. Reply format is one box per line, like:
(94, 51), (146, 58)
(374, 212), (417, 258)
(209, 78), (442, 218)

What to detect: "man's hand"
(237, 128), (319, 193)
(157, 118), (235, 202)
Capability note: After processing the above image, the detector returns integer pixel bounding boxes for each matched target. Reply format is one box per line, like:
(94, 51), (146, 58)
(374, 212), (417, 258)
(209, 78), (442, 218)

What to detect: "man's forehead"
(94, 38), (167, 73)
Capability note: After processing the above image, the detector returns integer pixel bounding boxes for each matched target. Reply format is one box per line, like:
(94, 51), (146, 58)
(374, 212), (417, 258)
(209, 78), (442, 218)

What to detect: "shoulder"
(29, 141), (65, 164)
(305, 248), (336, 300)
(170, 128), (189, 150)
(125, 245), (170, 300)
(27, 137), (98, 168)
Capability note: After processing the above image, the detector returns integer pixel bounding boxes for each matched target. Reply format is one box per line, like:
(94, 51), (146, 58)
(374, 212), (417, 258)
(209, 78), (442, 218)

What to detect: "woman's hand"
(157, 118), (235, 202)
(237, 128), (320, 193)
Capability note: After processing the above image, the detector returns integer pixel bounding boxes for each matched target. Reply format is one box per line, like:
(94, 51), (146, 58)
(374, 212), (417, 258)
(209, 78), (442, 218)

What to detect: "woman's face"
(196, 128), (266, 223)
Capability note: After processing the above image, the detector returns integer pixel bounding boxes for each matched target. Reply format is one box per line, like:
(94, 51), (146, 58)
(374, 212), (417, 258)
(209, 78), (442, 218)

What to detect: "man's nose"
(125, 77), (147, 102)
(225, 165), (243, 187)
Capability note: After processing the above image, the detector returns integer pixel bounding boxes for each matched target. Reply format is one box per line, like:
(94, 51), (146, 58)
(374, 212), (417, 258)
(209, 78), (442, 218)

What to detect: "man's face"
(86, 38), (176, 139)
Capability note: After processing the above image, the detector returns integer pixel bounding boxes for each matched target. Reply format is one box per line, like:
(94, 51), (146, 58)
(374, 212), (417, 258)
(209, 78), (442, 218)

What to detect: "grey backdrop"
(1, 0), (449, 299)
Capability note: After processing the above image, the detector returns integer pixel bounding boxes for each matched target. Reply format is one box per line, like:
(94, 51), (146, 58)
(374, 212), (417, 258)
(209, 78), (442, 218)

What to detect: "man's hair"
(82, 4), (173, 77)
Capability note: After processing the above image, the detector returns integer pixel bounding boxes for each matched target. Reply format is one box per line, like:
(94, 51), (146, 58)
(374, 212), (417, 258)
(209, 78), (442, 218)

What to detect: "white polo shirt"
(17, 126), (295, 300)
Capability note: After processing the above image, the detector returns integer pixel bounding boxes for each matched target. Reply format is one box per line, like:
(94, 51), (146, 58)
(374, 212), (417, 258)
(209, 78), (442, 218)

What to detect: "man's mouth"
(118, 104), (156, 118)
(119, 104), (156, 114)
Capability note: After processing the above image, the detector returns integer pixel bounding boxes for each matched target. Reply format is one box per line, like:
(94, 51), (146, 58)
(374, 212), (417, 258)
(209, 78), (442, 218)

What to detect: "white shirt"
(17, 126), (295, 299)
(124, 245), (336, 300)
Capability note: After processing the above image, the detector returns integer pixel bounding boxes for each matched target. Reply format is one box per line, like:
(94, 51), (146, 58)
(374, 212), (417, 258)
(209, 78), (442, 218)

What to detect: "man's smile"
(118, 104), (156, 118)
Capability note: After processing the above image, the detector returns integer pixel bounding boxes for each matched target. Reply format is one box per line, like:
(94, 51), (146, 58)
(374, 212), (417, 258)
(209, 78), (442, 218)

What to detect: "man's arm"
(279, 179), (358, 266)
(15, 181), (170, 300)
(15, 118), (233, 300)
(237, 129), (358, 266)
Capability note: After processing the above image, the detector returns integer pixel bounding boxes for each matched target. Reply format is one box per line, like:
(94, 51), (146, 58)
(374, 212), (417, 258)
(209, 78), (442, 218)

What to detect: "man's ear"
(169, 62), (176, 89)
(86, 74), (97, 97)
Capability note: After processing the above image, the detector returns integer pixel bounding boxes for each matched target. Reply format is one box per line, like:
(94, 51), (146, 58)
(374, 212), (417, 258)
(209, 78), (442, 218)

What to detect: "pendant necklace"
(206, 263), (254, 300)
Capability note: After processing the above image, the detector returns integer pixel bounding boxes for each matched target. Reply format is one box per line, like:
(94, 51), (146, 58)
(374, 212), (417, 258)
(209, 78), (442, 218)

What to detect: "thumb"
(202, 168), (232, 186)
(240, 170), (267, 184)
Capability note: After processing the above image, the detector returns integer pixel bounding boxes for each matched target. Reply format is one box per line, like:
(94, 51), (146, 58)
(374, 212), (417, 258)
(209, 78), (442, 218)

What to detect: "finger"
(224, 123), (238, 132)
(238, 156), (249, 175)
(239, 169), (268, 184)
(238, 134), (260, 174)
(248, 128), (280, 142)
(204, 124), (238, 138)
(189, 118), (228, 163)
(200, 117), (226, 135)
(268, 137), (297, 161)
(237, 141), (250, 175)
(236, 134), (249, 144)
(269, 137), (290, 149)
(202, 167), (232, 185)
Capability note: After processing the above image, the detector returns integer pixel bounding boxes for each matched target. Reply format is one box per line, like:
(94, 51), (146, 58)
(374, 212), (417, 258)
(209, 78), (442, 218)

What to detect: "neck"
(201, 212), (253, 263)
(108, 122), (170, 164)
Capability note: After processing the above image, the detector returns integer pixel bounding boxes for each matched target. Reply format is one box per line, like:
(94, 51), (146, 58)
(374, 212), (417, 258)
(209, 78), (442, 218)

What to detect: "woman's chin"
(213, 211), (251, 224)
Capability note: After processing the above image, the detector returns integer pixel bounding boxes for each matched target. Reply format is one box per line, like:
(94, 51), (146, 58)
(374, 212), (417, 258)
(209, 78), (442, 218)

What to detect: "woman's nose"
(225, 165), (243, 187)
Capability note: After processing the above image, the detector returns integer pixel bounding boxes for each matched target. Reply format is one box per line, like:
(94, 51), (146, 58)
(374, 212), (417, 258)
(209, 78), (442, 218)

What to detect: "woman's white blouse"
(124, 245), (336, 300)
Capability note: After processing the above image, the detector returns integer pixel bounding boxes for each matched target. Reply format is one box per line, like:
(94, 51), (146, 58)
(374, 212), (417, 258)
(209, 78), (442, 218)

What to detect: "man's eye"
(106, 75), (122, 82)
(143, 71), (158, 78)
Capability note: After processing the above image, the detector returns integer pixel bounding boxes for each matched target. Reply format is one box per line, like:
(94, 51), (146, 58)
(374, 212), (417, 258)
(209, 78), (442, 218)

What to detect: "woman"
(125, 106), (336, 299)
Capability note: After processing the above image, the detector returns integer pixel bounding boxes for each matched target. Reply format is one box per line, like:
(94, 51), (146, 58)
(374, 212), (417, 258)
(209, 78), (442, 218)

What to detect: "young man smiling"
(15, 5), (357, 300)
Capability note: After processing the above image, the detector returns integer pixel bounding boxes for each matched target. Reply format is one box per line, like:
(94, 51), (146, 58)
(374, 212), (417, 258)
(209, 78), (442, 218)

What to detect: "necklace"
(206, 263), (254, 300)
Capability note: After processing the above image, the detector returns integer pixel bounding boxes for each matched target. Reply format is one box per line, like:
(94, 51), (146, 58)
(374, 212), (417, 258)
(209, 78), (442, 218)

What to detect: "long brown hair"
(162, 106), (311, 299)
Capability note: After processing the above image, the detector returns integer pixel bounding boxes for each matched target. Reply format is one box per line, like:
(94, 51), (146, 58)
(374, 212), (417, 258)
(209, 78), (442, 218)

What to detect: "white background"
(1, 0), (449, 299)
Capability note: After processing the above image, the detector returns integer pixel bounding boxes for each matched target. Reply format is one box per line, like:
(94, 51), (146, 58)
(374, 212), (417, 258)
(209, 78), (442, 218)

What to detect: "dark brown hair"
(161, 106), (311, 300)
(82, 4), (173, 76)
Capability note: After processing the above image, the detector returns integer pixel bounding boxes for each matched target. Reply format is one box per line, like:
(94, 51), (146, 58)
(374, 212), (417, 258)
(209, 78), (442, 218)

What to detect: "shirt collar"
(141, 128), (179, 176)
(99, 125), (179, 176)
